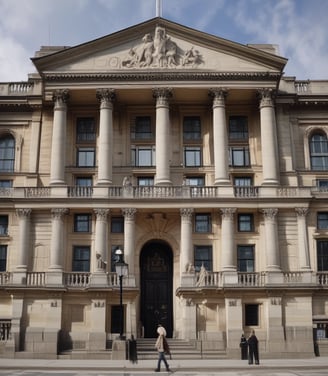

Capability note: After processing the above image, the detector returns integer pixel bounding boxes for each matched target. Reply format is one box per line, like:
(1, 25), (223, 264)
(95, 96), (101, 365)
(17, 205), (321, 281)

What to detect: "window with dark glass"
(0, 180), (12, 188)
(318, 212), (328, 230)
(184, 176), (204, 186)
(75, 177), (93, 186)
(74, 214), (91, 232)
(183, 116), (201, 141)
(194, 245), (212, 272)
(237, 245), (255, 272)
(111, 217), (124, 233)
(0, 135), (15, 172)
(245, 304), (259, 326)
(131, 116), (153, 140)
(229, 116), (248, 140)
(137, 176), (154, 186)
(77, 147), (95, 167)
(76, 117), (96, 142)
(0, 245), (7, 271)
(310, 133), (328, 171)
(184, 146), (201, 167)
(238, 214), (254, 232)
(0, 215), (8, 236)
(72, 246), (90, 272)
(229, 147), (250, 167)
(131, 146), (155, 167)
(317, 240), (328, 271)
(234, 176), (252, 186)
(195, 214), (211, 233)
(317, 179), (328, 191)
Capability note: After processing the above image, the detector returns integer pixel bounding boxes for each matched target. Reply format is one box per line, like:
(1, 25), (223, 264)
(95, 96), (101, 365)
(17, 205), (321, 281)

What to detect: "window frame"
(318, 212), (328, 230)
(0, 215), (8, 236)
(131, 116), (153, 140)
(72, 245), (90, 272)
(194, 214), (212, 233)
(76, 117), (96, 143)
(229, 146), (250, 167)
(131, 146), (156, 167)
(184, 146), (202, 167)
(309, 132), (328, 171)
(74, 214), (92, 233)
(183, 116), (201, 141)
(317, 240), (328, 271)
(229, 116), (249, 140)
(0, 245), (7, 271)
(237, 245), (255, 272)
(194, 245), (213, 272)
(76, 147), (95, 167)
(245, 304), (259, 326)
(0, 135), (15, 172)
(238, 213), (254, 232)
(111, 216), (124, 233)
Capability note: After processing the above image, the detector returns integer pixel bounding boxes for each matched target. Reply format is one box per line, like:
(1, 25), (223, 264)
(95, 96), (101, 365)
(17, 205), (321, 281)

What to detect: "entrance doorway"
(140, 240), (173, 338)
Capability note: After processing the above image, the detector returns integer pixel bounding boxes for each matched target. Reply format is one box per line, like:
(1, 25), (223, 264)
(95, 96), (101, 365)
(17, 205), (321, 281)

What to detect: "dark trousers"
(157, 351), (169, 370)
(248, 346), (259, 364)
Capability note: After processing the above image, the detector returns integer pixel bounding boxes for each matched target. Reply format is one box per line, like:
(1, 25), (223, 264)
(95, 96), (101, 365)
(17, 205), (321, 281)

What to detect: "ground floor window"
(245, 304), (259, 326)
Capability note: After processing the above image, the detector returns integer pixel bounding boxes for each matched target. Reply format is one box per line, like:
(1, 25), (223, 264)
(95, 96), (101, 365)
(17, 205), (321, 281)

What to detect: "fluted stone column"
(262, 208), (281, 271)
(50, 90), (69, 185)
(259, 89), (279, 185)
(153, 88), (172, 186)
(96, 89), (115, 186)
(210, 89), (230, 185)
(49, 208), (68, 271)
(94, 209), (109, 272)
(180, 208), (194, 276)
(295, 208), (311, 270)
(122, 208), (137, 276)
(15, 209), (32, 270)
(220, 208), (236, 271)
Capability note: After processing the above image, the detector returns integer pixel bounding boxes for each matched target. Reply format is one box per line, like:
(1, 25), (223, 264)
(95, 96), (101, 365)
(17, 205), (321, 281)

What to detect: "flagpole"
(156, 0), (162, 17)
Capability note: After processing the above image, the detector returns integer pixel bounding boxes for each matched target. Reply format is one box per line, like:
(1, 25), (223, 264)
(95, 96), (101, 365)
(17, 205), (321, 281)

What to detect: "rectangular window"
(229, 116), (248, 140)
(245, 304), (259, 326)
(74, 214), (91, 232)
(238, 214), (254, 232)
(75, 177), (93, 187)
(0, 215), (8, 236)
(317, 240), (328, 271)
(76, 117), (96, 142)
(183, 116), (201, 141)
(72, 246), (90, 272)
(0, 180), (12, 188)
(111, 217), (124, 233)
(131, 116), (153, 140)
(195, 214), (211, 233)
(184, 146), (201, 167)
(131, 146), (155, 167)
(237, 245), (255, 272)
(184, 176), (205, 186)
(0, 245), (7, 271)
(317, 179), (328, 190)
(137, 176), (154, 186)
(229, 147), (250, 167)
(194, 245), (212, 272)
(77, 148), (95, 167)
(234, 177), (252, 186)
(318, 212), (328, 230)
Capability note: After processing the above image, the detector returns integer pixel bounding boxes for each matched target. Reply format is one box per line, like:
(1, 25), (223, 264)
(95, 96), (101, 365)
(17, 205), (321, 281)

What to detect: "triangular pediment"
(32, 18), (287, 79)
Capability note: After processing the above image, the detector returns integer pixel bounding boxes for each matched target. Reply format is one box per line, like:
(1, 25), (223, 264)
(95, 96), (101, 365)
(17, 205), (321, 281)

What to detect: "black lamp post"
(115, 248), (128, 339)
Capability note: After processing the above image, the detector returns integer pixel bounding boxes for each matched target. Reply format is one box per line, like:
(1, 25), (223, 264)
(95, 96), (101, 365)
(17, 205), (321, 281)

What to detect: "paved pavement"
(0, 357), (328, 375)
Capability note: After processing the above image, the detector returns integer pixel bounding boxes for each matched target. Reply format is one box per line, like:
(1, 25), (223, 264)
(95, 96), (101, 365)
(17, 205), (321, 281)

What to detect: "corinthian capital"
(180, 208), (194, 220)
(96, 88), (116, 104)
(209, 88), (228, 105)
(16, 208), (32, 218)
(52, 89), (69, 105)
(122, 208), (137, 220)
(94, 208), (110, 221)
(258, 88), (275, 108)
(262, 208), (278, 220)
(51, 208), (69, 220)
(152, 88), (173, 104)
(220, 208), (236, 220)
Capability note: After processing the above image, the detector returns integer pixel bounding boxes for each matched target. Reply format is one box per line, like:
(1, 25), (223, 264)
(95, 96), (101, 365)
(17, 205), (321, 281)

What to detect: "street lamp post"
(115, 248), (128, 340)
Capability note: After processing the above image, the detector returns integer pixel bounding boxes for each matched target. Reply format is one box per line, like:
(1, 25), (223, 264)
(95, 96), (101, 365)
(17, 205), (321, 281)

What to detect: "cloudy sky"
(0, 0), (327, 82)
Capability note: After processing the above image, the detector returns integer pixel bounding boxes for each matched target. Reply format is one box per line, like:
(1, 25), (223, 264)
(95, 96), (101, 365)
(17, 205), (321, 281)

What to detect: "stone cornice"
(42, 71), (281, 82)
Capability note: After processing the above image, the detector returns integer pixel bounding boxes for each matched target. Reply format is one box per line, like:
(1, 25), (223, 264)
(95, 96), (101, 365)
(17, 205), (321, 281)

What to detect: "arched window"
(0, 135), (15, 172)
(309, 132), (328, 170)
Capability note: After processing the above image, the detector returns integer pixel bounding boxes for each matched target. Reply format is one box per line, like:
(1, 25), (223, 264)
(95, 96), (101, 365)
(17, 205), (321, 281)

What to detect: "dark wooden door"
(140, 241), (173, 338)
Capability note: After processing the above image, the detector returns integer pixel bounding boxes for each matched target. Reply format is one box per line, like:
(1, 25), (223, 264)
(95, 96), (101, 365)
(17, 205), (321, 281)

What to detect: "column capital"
(51, 208), (69, 219)
(152, 87), (172, 104)
(258, 88), (276, 108)
(180, 208), (194, 220)
(220, 208), (236, 220)
(96, 88), (116, 105)
(16, 208), (32, 218)
(209, 88), (228, 104)
(94, 208), (110, 220)
(262, 208), (278, 220)
(52, 89), (69, 107)
(122, 208), (137, 220)
(295, 207), (308, 217)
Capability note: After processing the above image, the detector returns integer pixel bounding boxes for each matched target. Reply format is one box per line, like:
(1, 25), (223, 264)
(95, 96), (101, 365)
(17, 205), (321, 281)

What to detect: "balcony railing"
(0, 271), (325, 289)
(0, 185), (314, 200)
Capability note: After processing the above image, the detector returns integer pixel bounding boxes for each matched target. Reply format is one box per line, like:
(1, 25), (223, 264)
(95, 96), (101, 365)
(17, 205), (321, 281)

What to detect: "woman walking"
(154, 324), (172, 372)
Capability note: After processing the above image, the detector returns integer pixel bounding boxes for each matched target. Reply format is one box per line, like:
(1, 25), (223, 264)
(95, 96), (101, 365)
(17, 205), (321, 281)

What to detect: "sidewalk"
(1, 357), (328, 372)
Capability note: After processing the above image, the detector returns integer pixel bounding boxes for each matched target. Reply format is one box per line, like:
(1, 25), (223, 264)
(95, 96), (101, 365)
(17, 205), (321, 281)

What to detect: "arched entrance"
(140, 240), (173, 338)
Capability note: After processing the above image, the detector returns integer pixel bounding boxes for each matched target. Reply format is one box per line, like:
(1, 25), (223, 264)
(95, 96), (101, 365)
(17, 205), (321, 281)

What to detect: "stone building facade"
(1, 17), (328, 359)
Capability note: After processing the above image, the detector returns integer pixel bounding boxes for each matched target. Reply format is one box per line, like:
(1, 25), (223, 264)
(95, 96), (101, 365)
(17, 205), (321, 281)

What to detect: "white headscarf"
(157, 325), (167, 336)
